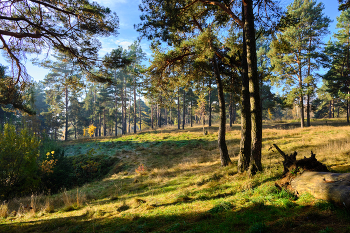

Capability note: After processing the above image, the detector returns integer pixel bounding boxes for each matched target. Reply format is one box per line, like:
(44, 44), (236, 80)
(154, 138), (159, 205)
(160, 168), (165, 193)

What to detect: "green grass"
(1, 120), (350, 232)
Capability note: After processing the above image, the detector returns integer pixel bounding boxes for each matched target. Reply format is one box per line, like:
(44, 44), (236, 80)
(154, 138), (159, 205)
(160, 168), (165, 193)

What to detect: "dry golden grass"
(1, 120), (350, 232)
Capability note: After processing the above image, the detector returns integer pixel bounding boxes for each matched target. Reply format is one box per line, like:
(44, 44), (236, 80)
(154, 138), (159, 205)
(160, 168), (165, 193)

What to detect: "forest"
(1, 0), (350, 232)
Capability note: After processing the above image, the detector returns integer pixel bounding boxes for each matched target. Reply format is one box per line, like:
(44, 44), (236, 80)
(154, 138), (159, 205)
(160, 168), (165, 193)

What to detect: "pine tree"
(268, 0), (330, 128)
(323, 9), (350, 123)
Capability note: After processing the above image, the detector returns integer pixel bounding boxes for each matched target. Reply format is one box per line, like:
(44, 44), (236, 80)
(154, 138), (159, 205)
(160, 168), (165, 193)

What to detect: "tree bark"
(159, 105), (162, 128)
(243, 0), (262, 173)
(191, 98), (193, 127)
(178, 90), (181, 130)
(347, 97), (349, 124)
(183, 88), (186, 130)
(65, 84), (68, 141)
(213, 57), (231, 166)
(208, 79), (212, 127)
(134, 76), (137, 134)
(238, 19), (251, 172)
(128, 96), (132, 133)
(273, 144), (350, 209)
(121, 80), (125, 135)
(229, 92), (233, 127)
(165, 108), (168, 126)
(114, 70), (118, 137)
(151, 105), (154, 129)
(306, 38), (312, 127)
(103, 109), (106, 136)
(139, 89), (142, 131)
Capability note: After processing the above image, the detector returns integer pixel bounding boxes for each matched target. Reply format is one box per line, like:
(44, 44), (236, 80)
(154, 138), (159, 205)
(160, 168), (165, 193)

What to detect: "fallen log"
(272, 144), (350, 209)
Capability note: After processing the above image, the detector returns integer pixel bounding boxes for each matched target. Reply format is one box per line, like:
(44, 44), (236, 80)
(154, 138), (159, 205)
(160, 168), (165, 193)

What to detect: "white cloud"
(115, 40), (133, 49)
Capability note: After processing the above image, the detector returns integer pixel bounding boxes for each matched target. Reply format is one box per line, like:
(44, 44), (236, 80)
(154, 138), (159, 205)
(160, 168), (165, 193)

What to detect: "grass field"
(1, 119), (350, 233)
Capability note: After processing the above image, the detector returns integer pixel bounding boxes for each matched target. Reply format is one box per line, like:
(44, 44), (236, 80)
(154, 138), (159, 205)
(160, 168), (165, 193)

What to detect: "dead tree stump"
(272, 144), (350, 209)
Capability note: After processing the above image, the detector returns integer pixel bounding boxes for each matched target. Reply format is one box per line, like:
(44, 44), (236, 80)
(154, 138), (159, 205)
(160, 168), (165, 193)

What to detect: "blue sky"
(0, 0), (343, 83)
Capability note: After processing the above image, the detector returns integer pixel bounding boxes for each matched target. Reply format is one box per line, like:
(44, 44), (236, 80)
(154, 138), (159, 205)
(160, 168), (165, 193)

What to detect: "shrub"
(0, 124), (41, 200)
(39, 139), (74, 193)
(69, 153), (119, 186)
(40, 140), (118, 192)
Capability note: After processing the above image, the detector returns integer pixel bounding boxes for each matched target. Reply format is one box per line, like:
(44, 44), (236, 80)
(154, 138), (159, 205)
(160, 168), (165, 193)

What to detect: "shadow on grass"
(1, 199), (349, 233)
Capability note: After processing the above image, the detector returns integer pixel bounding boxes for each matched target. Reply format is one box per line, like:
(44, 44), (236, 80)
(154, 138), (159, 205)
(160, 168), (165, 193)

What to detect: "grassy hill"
(1, 119), (350, 233)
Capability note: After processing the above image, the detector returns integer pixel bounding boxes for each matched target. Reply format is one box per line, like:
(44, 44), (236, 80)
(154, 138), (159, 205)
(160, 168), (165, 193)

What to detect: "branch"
(0, 35), (21, 84)
(28, 0), (75, 16)
(199, 0), (243, 27)
(0, 30), (42, 38)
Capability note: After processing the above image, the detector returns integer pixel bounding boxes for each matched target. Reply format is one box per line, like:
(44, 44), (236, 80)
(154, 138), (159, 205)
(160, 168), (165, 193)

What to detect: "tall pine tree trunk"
(299, 63), (305, 128)
(238, 18), (251, 172)
(103, 109), (106, 136)
(165, 108), (168, 126)
(191, 99), (193, 127)
(178, 90), (180, 129)
(156, 104), (159, 128)
(128, 98), (131, 133)
(347, 93), (349, 124)
(159, 105), (162, 128)
(65, 84), (68, 141)
(183, 89), (185, 130)
(99, 112), (101, 137)
(134, 76), (137, 133)
(169, 107), (173, 125)
(229, 92), (233, 127)
(306, 38), (312, 127)
(151, 105), (154, 129)
(121, 81), (125, 135)
(208, 80), (212, 127)
(244, 0), (262, 173)
(213, 57), (231, 166)
(114, 70), (118, 136)
(139, 90), (142, 131)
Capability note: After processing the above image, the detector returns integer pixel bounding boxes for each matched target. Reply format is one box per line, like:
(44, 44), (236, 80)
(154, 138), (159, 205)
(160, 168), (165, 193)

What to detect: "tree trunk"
(74, 119), (77, 140)
(213, 57), (231, 166)
(273, 144), (350, 209)
(170, 107), (172, 125)
(99, 112), (101, 137)
(121, 81), (125, 135)
(151, 105), (154, 129)
(299, 60), (305, 128)
(209, 80), (212, 127)
(238, 19), (251, 173)
(307, 93), (311, 126)
(103, 109), (106, 136)
(114, 70), (118, 136)
(65, 85), (68, 141)
(300, 93), (305, 127)
(159, 105), (162, 128)
(128, 98), (131, 133)
(191, 99), (193, 127)
(183, 88), (185, 130)
(229, 92), (233, 127)
(178, 90), (180, 130)
(165, 108), (168, 126)
(329, 100), (332, 118)
(134, 76), (137, 134)
(346, 99), (349, 122)
(139, 91), (142, 131)
(306, 38), (312, 127)
(244, 0), (262, 174)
